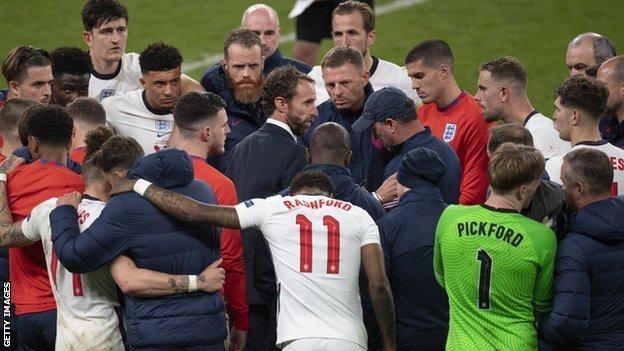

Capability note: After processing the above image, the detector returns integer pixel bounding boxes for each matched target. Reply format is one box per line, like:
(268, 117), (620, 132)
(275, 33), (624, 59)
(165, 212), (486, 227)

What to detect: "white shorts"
(282, 338), (366, 351)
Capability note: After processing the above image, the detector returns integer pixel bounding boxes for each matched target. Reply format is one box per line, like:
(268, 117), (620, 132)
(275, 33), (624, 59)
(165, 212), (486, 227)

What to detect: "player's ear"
(367, 29), (376, 47)
(82, 30), (93, 48)
(500, 86), (509, 102)
(8, 81), (20, 96)
(139, 77), (146, 88)
(202, 125), (211, 142)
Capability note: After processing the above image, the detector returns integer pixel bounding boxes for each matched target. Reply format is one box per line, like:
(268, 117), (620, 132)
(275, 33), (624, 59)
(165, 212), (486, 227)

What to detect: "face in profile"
(223, 44), (264, 104)
(322, 62), (368, 111)
(284, 80), (317, 136)
(207, 108), (230, 156)
(597, 64), (623, 116)
(51, 73), (90, 107)
(552, 97), (573, 141)
(141, 68), (182, 111)
(474, 70), (504, 123)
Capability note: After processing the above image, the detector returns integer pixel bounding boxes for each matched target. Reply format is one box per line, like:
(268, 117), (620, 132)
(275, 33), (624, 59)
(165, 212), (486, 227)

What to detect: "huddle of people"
(0, 0), (623, 351)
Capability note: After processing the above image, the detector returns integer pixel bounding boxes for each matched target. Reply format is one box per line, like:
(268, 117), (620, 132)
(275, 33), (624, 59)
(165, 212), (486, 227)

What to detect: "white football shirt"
(102, 89), (173, 154)
(21, 197), (124, 351)
(235, 195), (380, 348)
(524, 112), (570, 159)
(89, 52), (142, 101)
(308, 57), (421, 106)
(545, 140), (624, 196)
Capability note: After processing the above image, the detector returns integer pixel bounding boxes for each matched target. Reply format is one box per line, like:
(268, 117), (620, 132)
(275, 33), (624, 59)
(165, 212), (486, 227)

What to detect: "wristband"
(371, 191), (383, 203)
(0, 174), (6, 182)
(133, 179), (152, 196)
(188, 275), (198, 292)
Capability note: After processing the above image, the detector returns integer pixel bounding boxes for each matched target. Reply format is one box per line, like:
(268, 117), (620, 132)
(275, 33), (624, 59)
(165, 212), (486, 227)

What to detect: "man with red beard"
(226, 65), (317, 351)
(201, 29), (267, 173)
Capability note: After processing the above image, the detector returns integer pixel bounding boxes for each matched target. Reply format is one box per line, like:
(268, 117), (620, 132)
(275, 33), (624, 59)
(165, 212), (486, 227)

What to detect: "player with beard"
(226, 65), (316, 351)
(201, 29), (267, 173)
(597, 56), (624, 148)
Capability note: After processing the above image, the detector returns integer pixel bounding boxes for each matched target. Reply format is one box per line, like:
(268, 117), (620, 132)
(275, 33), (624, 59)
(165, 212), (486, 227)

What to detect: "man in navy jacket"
(281, 122), (385, 220)
(303, 46), (391, 191)
(352, 86), (461, 206)
(540, 148), (624, 350)
(201, 29), (267, 173)
(371, 147), (450, 350)
(50, 148), (227, 350)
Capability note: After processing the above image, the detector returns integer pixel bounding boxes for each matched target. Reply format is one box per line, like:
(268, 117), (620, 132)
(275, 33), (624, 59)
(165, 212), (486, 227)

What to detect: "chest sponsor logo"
(443, 123), (457, 142)
(155, 120), (172, 133)
(99, 89), (116, 101)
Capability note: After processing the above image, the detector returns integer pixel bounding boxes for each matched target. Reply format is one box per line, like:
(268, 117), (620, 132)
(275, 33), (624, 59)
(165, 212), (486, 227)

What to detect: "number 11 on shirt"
(296, 214), (340, 274)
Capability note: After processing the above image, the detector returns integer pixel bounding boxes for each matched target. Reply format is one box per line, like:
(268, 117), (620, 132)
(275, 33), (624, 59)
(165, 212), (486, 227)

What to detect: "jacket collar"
(394, 127), (435, 154)
(304, 164), (354, 196)
(263, 50), (285, 76)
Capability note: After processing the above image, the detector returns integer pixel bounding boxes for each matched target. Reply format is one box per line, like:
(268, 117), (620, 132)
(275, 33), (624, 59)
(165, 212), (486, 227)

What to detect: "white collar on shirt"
(266, 118), (297, 142)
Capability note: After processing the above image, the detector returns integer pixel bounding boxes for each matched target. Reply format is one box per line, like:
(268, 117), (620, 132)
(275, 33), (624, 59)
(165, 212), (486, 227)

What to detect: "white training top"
(524, 112), (571, 159)
(22, 197), (124, 351)
(234, 195), (380, 348)
(102, 89), (173, 155)
(545, 140), (624, 196)
(308, 57), (421, 106)
(89, 52), (142, 101)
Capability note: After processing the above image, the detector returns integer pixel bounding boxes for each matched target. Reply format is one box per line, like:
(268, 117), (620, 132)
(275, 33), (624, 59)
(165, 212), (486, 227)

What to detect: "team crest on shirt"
(155, 120), (172, 133)
(244, 200), (254, 208)
(443, 123), (457, 142)
(99, 89), (116, 101)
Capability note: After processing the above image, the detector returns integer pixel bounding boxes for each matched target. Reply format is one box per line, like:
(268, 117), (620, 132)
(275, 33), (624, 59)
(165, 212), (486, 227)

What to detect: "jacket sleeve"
(279, 146), (308, 190)
(50, 202), (130, 273)
(539, 237), (590, 346)
(433, 211), (448, 288)
(458, 117), (491, 205)
(218, 183), (249, 331)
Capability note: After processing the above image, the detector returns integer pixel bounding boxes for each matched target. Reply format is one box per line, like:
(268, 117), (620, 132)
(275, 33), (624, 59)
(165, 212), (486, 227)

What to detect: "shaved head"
(597, 55), (624, 116)
(242, 4), (279, 27)
(309, 122), (351, 165)
(242, 4), (281, 58)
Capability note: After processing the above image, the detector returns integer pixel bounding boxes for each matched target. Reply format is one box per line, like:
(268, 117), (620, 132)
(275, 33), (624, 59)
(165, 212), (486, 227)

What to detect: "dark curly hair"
(25, 105), (73, 147)
(99, 135), (144, 173)
(261, 65), (314, 116)
(50, 47), (92, 77)
(84, 125), (114, 160)
(81, 0), (128, 31)
(555, 75), (609, 119)
(139, 42), (182, 74)
(290, 171), (336, 196)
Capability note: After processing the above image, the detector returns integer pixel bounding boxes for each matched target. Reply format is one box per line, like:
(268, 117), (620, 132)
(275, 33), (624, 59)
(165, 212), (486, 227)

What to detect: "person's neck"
(83, 186), (106, 202)
(364, 53), (374, 73)
(72, 130), (87, 150)
(270, 113), (288, 125)
(310, 157), (345, 168)
(90, 52), (120, 75)
(350, 91), (367, 112)
(570, 126), (602, 146)
(0, 138), (22, 157)
(395, 120), (425, 145)
(616, 105), (624, 123)
(436, 81), (463, 109)
(38, 147), (68, 165)
(506, 97), (534, 124)
(485, 193), (523, 212)
(575, 193), (612, 212)
(169, 129), (209, 158)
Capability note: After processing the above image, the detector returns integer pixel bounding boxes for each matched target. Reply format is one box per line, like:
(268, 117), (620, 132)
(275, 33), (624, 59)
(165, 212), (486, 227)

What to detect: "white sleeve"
(20, 199), (55, 241)
(545, 157), (563, 185)
(358, 210), (381, 246)
(234, 198), (272, 230)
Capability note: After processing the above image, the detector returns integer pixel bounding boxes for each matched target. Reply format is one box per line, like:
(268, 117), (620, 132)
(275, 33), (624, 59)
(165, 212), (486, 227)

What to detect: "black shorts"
(296, 0), (374, 43)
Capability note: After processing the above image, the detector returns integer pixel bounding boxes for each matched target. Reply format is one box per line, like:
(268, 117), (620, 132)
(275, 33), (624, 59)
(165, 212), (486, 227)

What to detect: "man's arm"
(361, 243), (396, 351)
(0, 156), (33, 247)
(110, 255), (225, 298)
(110, 177), (241, 228)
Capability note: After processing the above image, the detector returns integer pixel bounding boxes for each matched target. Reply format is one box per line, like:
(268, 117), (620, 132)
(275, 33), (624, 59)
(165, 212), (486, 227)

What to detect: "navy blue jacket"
(280, 163), (385, 220)
(384, 127), (461, 204)
(599, 114), (624, 148)
(375, 185), (449, 350)
(227, 122), (307, 307)
(263, 50), (311, 76)
(540, 197), (624, 350)
(303, 84), (392, 191)
(50, 149), (227, 349)
(201, 63), (266, 173)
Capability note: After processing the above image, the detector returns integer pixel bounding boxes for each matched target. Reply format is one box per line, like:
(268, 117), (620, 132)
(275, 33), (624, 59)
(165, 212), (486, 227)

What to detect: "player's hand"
(375, 173), (398, 203)
(108, 175), (137, 196)
(228, 328), (247, 351)
(0, 155), (25, 175)
(56, 192), (82, 208)
(198, 258), (225, 292)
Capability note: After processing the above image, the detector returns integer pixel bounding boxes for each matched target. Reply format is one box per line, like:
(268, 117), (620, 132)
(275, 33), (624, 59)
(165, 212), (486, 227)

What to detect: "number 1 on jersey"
(296, 214), (341, 274)
(476, 249), (492, 309)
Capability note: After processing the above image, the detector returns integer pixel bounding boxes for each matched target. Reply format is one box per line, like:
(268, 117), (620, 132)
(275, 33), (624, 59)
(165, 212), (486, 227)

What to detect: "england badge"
(443, 123), (457, 142)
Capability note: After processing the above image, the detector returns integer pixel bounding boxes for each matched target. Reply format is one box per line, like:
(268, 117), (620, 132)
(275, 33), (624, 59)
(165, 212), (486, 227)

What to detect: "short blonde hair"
(488, 143), (544, 193)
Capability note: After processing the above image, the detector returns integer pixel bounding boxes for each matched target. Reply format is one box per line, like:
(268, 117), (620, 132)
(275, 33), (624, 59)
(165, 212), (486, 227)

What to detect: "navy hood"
(127, 148), (194, 188)
(571, 197), (624, 243)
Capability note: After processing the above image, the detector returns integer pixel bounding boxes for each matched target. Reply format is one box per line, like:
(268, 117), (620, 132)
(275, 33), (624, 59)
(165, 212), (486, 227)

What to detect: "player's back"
(22, 197), (124, 350)
(236, 195), (379, 348)
(434, 204), (556, 351)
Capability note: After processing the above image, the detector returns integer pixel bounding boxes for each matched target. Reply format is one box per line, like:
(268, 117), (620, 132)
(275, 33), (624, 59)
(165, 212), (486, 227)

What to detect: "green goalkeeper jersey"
(434, 204), (557, 351)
